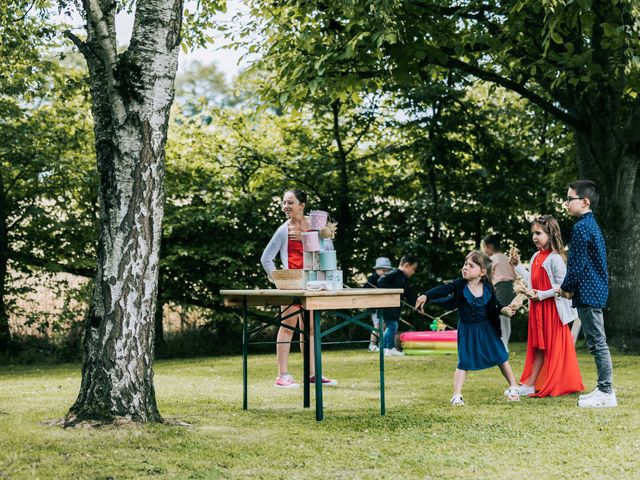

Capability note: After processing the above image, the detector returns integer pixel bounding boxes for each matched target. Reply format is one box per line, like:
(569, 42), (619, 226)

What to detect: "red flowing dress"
(520, 249), (585, 397)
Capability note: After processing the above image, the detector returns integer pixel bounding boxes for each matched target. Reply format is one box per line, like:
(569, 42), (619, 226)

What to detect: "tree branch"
(354, 142), (415, 163)
(68, 0), (127, 126)
(8, 249), (94, 278)
(331, 100), (347, 162)
(63, 30), (94, 60)
(440, 56), (583, 129)
(344, 105), (378, 158)
(11, 0), (37, 22)
(84, 0), (118, 65)
(229, 121), (335, 207)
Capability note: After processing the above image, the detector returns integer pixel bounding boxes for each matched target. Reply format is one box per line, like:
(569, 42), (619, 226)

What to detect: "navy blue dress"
(425, 279), (509, 371)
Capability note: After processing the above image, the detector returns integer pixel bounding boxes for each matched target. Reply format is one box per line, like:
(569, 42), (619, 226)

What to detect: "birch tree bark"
(64, 0), (183, 425)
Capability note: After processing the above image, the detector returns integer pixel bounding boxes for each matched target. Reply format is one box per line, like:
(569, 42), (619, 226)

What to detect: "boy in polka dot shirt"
(558, 180), (616, 408)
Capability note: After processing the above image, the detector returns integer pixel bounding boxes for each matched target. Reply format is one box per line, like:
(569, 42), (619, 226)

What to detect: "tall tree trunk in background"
(573, 98), (640, 351)
(0, 173), (11, 350)
(603, 191), (640, 351)
(331, 100), (354, 278)
(63, 0), (183, 425)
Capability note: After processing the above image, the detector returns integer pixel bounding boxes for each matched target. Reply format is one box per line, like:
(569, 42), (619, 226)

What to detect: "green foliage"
(233, 0), (404, 107)
(161, 69), (576, 340)
(237, 0), (640, 117)
(180, 0), (227, 51)
(1, 3), (97, 349)
(0, 0), (56, 97)
(217, 1), (575, 293)
(10, 0), (635, 356)
(1, 57), (97, 275)
(174, 61), (236, 115)
(163, 108), (281, 306)
(223, 0), (640, 348)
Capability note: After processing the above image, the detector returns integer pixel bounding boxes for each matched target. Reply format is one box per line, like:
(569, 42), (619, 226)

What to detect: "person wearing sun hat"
(363, 257), (393, 351)
(378, 254), (419, 356)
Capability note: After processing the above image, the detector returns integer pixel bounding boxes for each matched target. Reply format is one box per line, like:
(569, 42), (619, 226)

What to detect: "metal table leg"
(242, 297), (248, 410)
(303, 309), (310, 408)
(313, 310), (323, 421)
(378, 320), (385, 416)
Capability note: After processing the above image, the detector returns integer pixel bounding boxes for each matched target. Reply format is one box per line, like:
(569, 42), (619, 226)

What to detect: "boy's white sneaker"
(384, 347), (405, 357)
(368, 344), (380, 352)
(578, 389), (617, 408)
(579, 387), (600, 400)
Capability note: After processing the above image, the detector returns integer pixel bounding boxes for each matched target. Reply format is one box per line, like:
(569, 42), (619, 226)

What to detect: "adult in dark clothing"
(363, 257), (393, 352)
(377, 254), (419, 356)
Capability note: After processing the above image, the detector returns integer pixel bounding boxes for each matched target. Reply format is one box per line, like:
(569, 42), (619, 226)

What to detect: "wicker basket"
(271, 269), (305, 290)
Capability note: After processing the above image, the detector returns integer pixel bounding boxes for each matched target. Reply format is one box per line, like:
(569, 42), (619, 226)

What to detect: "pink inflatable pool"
(404, 349), (456, 356)
(401, 341), (457, 350)
(400, 330), (457, 343)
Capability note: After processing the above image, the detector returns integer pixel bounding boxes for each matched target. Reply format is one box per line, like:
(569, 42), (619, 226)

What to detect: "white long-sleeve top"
(515, 251), (579, 325)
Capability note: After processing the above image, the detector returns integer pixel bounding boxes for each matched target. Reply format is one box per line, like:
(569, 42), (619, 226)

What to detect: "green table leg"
(303, 309), (310, 408)
(313, 310), (323, 421)
(242, 297), (248, 411)
(379, 320), (385, 416)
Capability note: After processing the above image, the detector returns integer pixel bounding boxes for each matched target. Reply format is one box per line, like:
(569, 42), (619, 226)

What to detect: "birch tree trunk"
(64, 0), (183, 425)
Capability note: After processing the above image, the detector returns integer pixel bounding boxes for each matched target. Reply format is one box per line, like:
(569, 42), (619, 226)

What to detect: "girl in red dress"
(510, 215), (585, 397)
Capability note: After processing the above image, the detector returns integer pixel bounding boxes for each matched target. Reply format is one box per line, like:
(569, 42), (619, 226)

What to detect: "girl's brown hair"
(531, 215), (566, 260)
(465, 250), (493, 284)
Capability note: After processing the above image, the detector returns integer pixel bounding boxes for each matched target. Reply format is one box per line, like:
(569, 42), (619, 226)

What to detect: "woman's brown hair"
(531, 215), (566, 260)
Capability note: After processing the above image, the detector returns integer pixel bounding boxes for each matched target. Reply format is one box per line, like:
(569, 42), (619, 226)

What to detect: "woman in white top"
(261, 189), (336, 389)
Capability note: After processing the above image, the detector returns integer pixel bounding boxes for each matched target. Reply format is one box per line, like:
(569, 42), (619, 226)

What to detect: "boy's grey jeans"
(577, 306), (614, 394)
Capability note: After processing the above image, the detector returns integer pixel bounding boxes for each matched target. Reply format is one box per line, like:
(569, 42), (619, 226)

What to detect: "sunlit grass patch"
(0, 344), (638, 479)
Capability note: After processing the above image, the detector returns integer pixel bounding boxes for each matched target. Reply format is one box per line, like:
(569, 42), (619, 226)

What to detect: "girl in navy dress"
(415, 251), (520, 405)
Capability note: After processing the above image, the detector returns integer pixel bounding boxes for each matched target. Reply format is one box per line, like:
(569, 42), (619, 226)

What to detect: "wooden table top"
(220, 288), (403, 310)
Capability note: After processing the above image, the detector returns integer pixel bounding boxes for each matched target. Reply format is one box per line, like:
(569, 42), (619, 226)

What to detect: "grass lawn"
(0, 343), (639, 479)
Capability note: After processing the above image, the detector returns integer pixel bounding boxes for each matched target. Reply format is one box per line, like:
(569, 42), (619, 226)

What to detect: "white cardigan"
(261, 221), (290, 278)
(515, 251), (579, 325)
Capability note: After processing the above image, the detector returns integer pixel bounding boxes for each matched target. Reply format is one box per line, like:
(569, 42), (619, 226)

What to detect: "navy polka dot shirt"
(560, 212), (609, 308)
